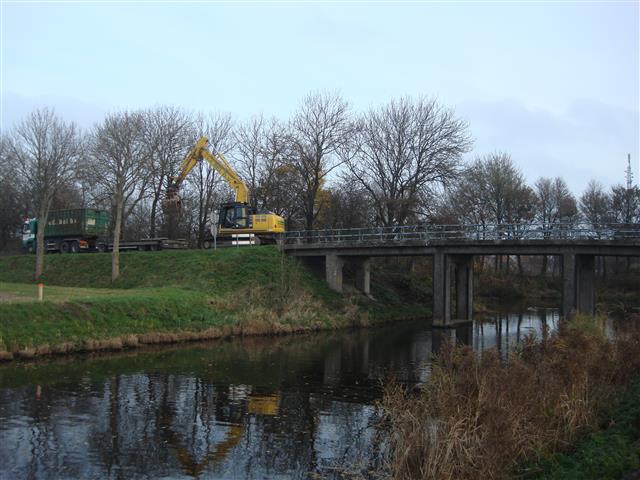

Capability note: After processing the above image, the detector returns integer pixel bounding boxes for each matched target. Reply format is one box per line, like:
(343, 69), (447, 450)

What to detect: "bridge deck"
(282, 223), (640, 257)
(283, 239), (640, 257)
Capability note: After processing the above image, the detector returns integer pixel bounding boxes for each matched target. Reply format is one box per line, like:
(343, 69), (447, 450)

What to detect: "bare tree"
(0, 135), (26, 251)
(460, 153), (535, 227)
(610, 184), (640, 224)
(580, 180), (610, 230)
(315, 183), (372, 229)
(580, 180), (612, 277)
(447, 153), (534, 272)
(437, 168), (490, 227)
(90, 111), (151, 282)
(534, 177), (579, 232)
(534, 176), (578, 273)
(8, 108), (80, 277)
(346, 97), (471, 227)
(233, 115), (264, 209)
(142, 106), (195, 237)
(191, 113), (235, 246)
(234, 115), (297, 221)
(289, 91), (353, 230)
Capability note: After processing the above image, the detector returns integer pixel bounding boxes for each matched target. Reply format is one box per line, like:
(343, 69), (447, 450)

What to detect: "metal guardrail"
(282, 223), (640, 246)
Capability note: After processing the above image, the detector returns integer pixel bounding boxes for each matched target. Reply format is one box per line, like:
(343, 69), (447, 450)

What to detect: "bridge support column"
(325, 254), (345, 293)
(432, 252), (451, 327)
(433, 253), (474, 327)
(562, 253), (596, 317)
(562, 253), (576, 318)
(453, 255), (474, 322)
(353, 257), (371, 295)
(576, 255), (596, 315)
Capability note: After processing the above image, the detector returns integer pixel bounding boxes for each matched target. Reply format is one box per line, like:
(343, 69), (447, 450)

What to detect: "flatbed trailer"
(96, 238), (188, 252)
(22, 209), (188, 254)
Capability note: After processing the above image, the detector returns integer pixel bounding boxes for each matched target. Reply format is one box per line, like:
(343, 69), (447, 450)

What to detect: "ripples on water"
(0, 309), (560, 479)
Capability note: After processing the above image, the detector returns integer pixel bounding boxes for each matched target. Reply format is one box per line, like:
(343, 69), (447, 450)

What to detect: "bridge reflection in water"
(1, 308), (566, 479)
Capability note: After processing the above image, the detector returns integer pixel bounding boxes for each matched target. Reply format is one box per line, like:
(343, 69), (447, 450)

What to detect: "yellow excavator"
(163, 137), (285, 245)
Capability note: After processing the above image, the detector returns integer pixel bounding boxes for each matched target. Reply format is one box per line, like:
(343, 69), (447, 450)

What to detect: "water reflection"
(0, 309), (558, 479)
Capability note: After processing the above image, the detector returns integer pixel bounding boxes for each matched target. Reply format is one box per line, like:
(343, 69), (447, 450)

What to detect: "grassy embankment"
(0, 247), (430, 360)
(382, 314), (640, 480)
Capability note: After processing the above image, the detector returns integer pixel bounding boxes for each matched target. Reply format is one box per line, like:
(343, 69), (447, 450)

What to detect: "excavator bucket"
(162, 196), (181, 216)
(162, 182), (182, 216)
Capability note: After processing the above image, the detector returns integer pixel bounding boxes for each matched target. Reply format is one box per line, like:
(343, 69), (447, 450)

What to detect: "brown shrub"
(121, 334), (139, 348)
(51, 342), (75, 354)
(382, 316), (640, 480)
(14, 347), (36, 359)
(35, 344), (51, 356)
(0, 350), (13, 361)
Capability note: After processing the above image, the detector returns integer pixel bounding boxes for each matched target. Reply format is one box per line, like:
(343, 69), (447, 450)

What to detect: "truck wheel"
(203, 240), (212, 249)
(137, 245), (147, 252)
(70, 241), (80, 254)
(60, 242), (70, 254)
(97, 243), (106, 253)
(27, 244), (35, 254)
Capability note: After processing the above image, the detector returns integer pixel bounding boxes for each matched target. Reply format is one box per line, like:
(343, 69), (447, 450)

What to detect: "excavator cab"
(218, 203), (251, 229)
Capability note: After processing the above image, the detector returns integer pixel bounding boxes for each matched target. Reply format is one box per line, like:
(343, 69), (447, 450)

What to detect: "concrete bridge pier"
(317, 254), (371, 295)
(325, 254), (345, 292)
(351, 257), (371, 295)
(433, 252), (474, 327)
(562, 253), (596, 317)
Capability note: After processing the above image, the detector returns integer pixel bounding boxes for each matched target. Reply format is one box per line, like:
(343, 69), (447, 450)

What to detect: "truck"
(22, 208), (176, 253)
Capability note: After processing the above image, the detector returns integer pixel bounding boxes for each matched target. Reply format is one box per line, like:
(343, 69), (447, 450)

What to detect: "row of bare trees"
(0, 92), (638, 281)
(436, 151), (639, 275)
(437, 151), (639, 230)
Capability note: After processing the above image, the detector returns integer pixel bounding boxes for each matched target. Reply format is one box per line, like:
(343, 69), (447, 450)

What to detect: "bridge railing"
(281, 223), (640, 245)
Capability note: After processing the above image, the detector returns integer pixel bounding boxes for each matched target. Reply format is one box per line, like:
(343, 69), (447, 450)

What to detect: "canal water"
(0, 309), (559, 479)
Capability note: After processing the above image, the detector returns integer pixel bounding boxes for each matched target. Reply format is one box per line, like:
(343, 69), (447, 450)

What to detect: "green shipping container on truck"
(42, 209), (109, 238)
(22, 209), (110, 252)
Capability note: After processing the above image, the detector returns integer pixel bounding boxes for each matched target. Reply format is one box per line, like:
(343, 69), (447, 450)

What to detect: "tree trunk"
(517, 255), (523, 276)
(541, 255), (548, 276)
(149, 191), (159, 238)
(305, 197), (315, 231)
(35, 207), (49, 279)
(112, 194), (123, 282)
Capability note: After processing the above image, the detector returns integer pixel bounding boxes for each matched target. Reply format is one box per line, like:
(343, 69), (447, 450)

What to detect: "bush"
(382, 317), (640, 480)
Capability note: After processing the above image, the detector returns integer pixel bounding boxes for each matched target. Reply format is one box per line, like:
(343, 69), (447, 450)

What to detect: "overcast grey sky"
(1, 1), (638, 194)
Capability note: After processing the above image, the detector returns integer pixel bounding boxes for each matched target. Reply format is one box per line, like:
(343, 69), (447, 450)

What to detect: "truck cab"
(21, 218), (37, 252)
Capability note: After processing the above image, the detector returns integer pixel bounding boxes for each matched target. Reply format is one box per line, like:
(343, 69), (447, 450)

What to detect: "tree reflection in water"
(0, 309), (559, 479)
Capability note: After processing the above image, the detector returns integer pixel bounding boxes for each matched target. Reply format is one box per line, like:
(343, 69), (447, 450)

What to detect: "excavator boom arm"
(201, 150), (249, 204)
(170, 137), (248, 204)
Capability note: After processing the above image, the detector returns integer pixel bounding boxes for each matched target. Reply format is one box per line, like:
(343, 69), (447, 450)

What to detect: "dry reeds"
(382, 315), (640, 480)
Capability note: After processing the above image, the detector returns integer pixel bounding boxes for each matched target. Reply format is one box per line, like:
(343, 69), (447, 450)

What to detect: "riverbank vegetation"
(0, 248), (429, 360)
(524, 373), (640, 479)
(381, 314), (640, 480)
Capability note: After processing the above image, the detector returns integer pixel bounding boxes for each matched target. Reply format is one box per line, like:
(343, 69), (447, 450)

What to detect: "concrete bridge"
(281, 223), (640, 327)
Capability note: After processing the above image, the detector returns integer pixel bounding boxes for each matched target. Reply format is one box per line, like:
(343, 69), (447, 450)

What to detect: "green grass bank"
(521, 374), (640, 480)
(0, 247), (430, 360)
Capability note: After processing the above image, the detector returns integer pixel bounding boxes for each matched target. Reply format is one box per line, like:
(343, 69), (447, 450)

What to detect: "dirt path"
(0, 292), (23, 303)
